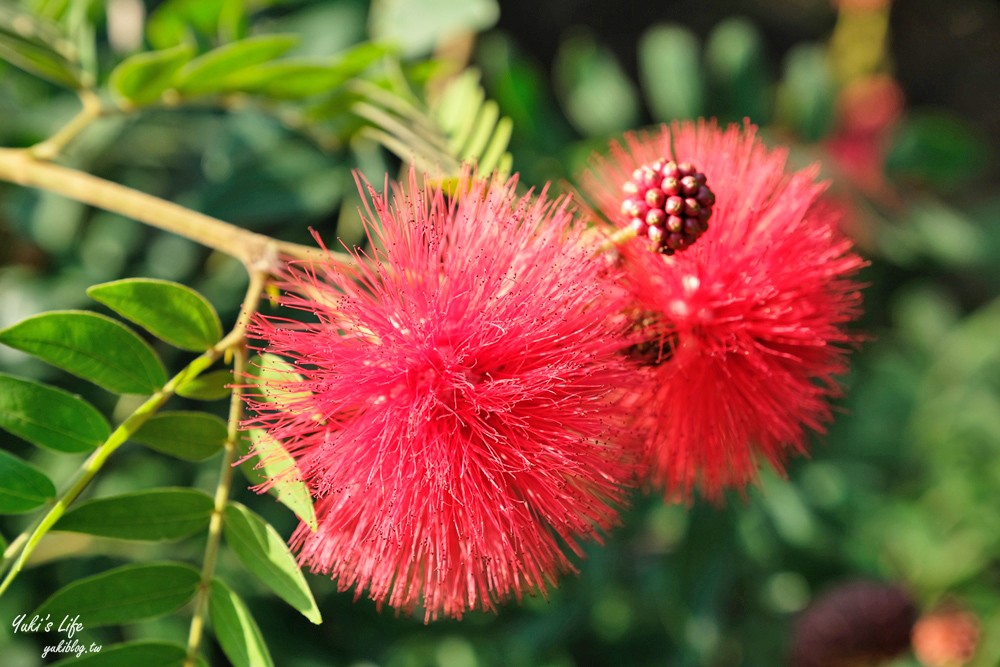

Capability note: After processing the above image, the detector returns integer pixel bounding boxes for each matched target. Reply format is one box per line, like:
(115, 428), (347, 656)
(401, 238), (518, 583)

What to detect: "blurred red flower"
(245, 171), (639, 621)
(581, 120), (866, 498)
(912, 602), (980, 667)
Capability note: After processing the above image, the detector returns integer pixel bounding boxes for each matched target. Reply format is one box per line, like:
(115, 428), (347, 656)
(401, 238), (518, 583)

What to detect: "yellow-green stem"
(595, 225), (639, 254)
(0, 147), (354, 269)
(184, 271), (266, 667)
(0, 339), (230, 597)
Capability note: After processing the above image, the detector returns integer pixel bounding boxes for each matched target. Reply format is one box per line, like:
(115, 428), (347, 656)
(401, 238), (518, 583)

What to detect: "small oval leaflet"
(176, 368), (233, 401)
(209, 578), (275, 667)
(0, 310), (167, 395)
(55, 488), (214, 541)
(174, 33), (301, 96)
(0, 373), (110, 453)
(108, 43), (194, 106)
(50, 640), (207, 667)
(223, 502), (321, 623)
(34, 562), (201, 628)
(0, 449), (56, 514)
(132, 411), (227, 461)
(87, 278), (223, 352)
(239, 429), (317, 531)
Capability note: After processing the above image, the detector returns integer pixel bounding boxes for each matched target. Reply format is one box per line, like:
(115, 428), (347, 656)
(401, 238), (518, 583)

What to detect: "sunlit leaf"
(88, 278), (222, 351)
(369, 0), (499, 57)
(223, 502), (321, 623)
(0, 311), (167, 395)
(361, 68), (512, 177)
(146, 0), (226, 50)
(175, 34), (300, 95)
(132, 411), (226, 461)
(0, 5), (82, 87)
(34, 563), (201, 627)
(220, 43), (389, 98)
(554, 30), (639, 137)
(239, 429), (316, 531)
(209, 578), (274, 667)
(0, 449), (56, 514)
(639, 24), (704, 122)
(55, 488), (214, 541)
(108, 44), (194, 106)
(0, 372), (109, 453)
(247, 353), (308, 406)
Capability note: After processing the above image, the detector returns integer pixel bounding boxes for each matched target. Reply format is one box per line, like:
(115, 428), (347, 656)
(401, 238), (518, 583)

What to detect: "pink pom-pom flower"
(245, 170), (640, 621)
(581, 120), (866, 498)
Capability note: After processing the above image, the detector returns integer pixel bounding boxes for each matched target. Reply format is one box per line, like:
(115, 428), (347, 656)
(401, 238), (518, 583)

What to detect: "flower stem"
(0, 147), (354, 269)
(0, 339), (229, 597)
(183, 271), (266, 667)
(595, 225), (639, 254)
(29, 89), (104, 160)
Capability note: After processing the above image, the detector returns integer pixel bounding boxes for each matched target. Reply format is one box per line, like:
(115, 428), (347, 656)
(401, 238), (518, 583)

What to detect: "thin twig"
(184, 270), (266, 667)
(29, 89), (104, 160)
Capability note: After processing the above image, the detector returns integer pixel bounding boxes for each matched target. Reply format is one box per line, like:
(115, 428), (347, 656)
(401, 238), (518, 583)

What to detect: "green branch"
(0, 337), (232, 597)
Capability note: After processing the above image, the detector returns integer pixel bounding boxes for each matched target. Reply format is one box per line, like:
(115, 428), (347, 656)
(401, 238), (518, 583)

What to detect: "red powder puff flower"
(912, 602), (980, 667)
(580, 120), (865, 498)
(245, 170), (640, 621)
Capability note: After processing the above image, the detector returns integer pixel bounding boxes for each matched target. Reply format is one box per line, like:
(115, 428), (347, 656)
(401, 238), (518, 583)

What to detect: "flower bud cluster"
(620, 159), (715, 254)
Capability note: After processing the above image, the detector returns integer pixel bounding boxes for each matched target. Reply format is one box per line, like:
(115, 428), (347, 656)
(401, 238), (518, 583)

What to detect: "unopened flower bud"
(618, 158), (715, 254)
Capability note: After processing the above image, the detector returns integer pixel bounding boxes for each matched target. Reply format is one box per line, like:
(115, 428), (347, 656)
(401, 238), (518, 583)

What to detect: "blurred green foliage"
(2, 0), (999, 665)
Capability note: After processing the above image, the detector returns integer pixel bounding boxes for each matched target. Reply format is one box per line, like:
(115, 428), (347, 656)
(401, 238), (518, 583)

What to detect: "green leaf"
(0, 311), (167, 395)
(146, 0), (227, 50)
(0, 372), (109, 453)
(885, 111), (990, 191)
(51, 641), (206, 667)
(108, 44), (194, 106)
(369, 0), (499, 57)
(209, 578), (274, 667)
(0, 449), (56, 514)
(777, 44), (834, 142)
(0, 6), (82, 88)
(355, 69), (512, 177)
(705, 17), (771, 122)
(176, 368), (233, 401)
(638, 24), (704, 121)
(223, 502), (321, 623)
(175, 34), (300, 95)
(35, 562), (201, 627)
(132, 411), (226, 461)
(430, 70), (513, 174)
(88, 278), (222, 352)
(55, 488), (214, 541)
(554, 30), (639, 137)
(220, 43), (390, 99)
(239, 429), (316, 531)
(247, 353), (308, 406)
